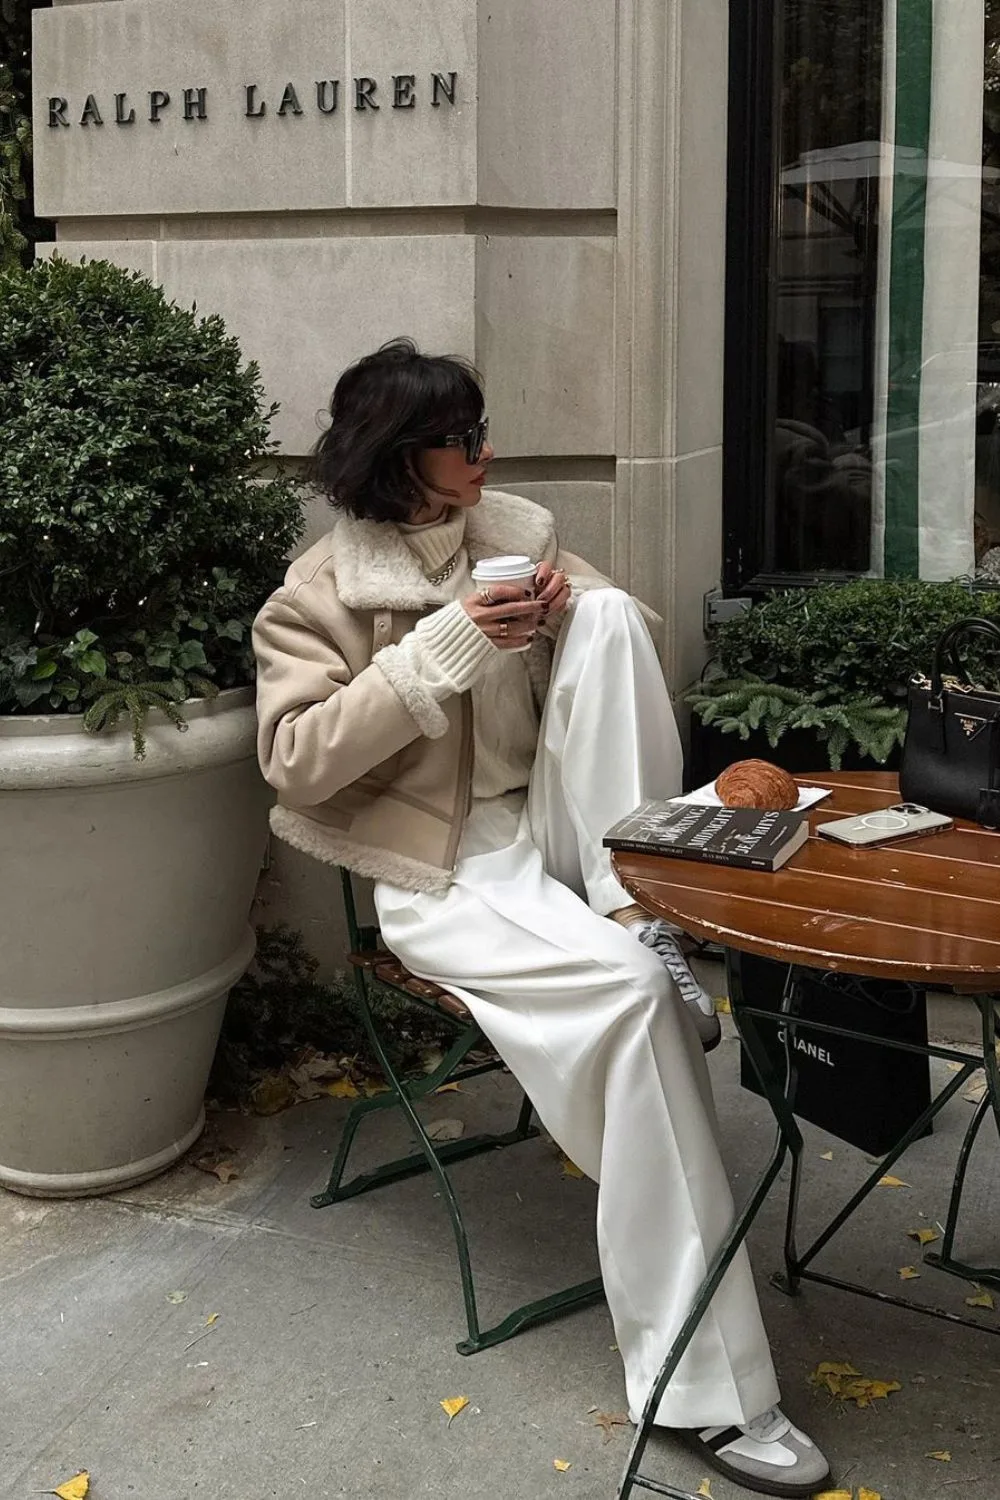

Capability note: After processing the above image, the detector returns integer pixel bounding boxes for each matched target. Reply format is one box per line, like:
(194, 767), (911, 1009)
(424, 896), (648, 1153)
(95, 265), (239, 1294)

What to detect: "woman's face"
(409, 424), (495, 520)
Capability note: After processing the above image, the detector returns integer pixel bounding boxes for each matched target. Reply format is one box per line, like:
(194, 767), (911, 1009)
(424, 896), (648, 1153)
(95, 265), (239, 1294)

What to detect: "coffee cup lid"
(471, 554), (535, 580)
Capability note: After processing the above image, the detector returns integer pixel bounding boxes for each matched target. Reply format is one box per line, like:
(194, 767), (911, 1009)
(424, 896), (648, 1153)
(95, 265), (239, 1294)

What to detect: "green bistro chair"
(310, 869), (605, 1355)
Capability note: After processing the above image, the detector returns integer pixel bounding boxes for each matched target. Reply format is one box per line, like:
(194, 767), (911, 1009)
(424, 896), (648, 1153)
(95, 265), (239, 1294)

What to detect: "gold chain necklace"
(427, 549), (461, 586)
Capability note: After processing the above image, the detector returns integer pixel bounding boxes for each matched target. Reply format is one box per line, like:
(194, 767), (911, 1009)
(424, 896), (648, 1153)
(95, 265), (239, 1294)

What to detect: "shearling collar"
(327, 490), (557, 611)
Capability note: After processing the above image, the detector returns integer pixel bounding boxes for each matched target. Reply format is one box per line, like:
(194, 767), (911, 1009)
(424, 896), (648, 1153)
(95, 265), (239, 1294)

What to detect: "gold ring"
(498, 622), (508, 640)
(479, 588), (494, 605)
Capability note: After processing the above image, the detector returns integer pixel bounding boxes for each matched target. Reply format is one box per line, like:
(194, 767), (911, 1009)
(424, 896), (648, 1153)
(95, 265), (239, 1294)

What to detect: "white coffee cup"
(471, 554), (537, 652)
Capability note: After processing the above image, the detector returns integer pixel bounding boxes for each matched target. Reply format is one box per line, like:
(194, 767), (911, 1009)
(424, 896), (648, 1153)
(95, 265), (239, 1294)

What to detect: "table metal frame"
(616, 954), (1000, 1500)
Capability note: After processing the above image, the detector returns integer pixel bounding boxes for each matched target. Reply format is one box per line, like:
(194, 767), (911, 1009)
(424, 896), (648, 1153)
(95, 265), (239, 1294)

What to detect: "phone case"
(817, 809), (953, 847)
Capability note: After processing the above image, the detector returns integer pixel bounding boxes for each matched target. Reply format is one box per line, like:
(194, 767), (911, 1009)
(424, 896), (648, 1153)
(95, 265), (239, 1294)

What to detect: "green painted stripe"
(883, 0), (933, 578)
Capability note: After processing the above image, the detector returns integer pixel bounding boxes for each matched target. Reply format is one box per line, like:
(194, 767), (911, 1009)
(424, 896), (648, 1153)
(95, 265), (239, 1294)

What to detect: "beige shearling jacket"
(253, 490), (610, 892)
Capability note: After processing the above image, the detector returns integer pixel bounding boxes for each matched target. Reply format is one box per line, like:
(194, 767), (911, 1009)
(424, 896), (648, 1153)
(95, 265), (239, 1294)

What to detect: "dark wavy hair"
(312, 338), (485, 522)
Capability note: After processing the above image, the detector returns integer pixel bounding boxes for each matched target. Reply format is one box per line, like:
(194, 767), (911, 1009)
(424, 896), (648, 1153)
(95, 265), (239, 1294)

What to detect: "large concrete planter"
(0, 689), (269, 1197)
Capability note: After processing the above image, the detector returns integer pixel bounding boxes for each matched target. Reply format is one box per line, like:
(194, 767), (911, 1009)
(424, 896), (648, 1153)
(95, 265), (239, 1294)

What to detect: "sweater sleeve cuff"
(413, 600), (499, 692)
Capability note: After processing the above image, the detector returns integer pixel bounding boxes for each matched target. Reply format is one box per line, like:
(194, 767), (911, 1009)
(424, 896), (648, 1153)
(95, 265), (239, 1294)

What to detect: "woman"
(253, 339), (831, 1499)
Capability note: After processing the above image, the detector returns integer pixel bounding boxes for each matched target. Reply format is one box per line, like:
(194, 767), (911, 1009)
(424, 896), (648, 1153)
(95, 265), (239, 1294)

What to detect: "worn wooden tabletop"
(612, 772), (1000, 991)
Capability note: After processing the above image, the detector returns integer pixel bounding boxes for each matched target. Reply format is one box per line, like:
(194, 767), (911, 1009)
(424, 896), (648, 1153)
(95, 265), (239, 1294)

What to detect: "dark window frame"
(722, 0), (882, 595)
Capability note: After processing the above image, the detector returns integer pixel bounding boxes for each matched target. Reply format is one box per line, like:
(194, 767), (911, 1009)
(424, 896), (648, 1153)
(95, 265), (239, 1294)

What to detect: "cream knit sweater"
(396, 509), (540, 803)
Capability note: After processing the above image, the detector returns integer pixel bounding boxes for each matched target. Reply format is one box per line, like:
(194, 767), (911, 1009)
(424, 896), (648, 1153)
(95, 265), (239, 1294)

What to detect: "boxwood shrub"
(0, 256), (303, 751)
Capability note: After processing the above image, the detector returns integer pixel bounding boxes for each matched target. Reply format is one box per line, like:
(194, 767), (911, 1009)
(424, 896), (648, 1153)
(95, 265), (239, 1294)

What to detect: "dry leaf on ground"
(820, 1151), (834, 1161)
(714, 996), (732, 1014)
(420, 1046), (445, 1074)
(809, 1363), (901, 1408)
(812, 1491), (852, 1500)
(965, 1284), (995, 1310)
(964, 1070), (988, 1104)
(907, 1228), (939, 1247)
(553, 1459), (572, 1472)
(898, 1266), (921, 1281)
(697, 1480), (713, 1497)
(877, 1175), (910, 1188)
(192, 1151), (238, 1183)
(440, 1396), (469, 1423)
(249, 1072), (297, 1115)
(326, 1078), (361, 1100)
(53, 1475), (89, 1500)
(205, 1313), (220, 1327)
(166, 1290), (187, 1304)
(858, 1488), (883, 1500)
(288, 1053), (345, 1100)
(926, 1450), (952, 1461)
(436, 1082), (463, 1094)
(426, 1118), (465, 1142)
(560, 1155), (585, 1179)
(360, 1080), (391, 1097)
(592, 1411), (630, 1443)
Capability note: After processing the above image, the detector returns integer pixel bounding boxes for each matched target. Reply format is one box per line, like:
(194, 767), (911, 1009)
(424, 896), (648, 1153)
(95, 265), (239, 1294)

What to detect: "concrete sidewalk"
(3, 997), (999, 1500)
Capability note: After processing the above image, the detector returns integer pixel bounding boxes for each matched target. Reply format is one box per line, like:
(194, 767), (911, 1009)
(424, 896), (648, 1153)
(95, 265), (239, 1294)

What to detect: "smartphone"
(817, 802), (953, 847)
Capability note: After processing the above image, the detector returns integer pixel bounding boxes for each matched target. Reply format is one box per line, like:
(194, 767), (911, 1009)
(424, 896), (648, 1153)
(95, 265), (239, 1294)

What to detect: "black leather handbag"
(899, 617), (1000, 827)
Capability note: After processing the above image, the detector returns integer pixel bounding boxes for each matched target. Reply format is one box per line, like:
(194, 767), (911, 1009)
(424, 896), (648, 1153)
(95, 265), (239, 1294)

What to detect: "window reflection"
(771, 0), (883, 575)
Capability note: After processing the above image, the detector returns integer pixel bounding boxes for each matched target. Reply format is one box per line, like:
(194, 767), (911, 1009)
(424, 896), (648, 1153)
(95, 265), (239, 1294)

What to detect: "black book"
(603, 801), (809, 872)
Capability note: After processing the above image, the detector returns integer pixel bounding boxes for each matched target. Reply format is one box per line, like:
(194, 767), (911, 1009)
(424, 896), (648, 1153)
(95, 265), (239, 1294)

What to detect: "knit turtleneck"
(397, 508), (468, 579)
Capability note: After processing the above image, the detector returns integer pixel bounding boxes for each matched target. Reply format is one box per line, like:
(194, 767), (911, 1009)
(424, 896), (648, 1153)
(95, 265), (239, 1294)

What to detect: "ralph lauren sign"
(48, 73), (459, 129)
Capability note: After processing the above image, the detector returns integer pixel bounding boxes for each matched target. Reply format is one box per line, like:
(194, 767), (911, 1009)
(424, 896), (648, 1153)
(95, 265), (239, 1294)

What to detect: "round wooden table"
(612, 772), (1000, 991)
(611, 773), (1000, 1500)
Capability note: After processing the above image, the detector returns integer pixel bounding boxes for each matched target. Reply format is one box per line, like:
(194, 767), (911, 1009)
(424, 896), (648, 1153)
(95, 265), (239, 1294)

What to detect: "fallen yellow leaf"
(898, 1266), (921, 1281)
(858, 1489), (883, 1500)
(326, 1078), (360, 1099)
(820, 1151), (834, 1161)
(553, 1460), (572, 1472)
(53, 1476), (89, 1500)
(878, 1175), (910, 1188)
(808, 1363), (900, 1406)
(812, 1492), (852, 1500)
(907, 1228), (939, 1247)
(360, 1080), (391, 1098)
(697, 1480), (713, 1498)
(440, 1396), (469, 1422)
(435, 1082), (463, 1093)
(965, 1285), (995, 1310)
(205, 1312), (220, 1326)
(714, 996), (732, 1014)
(560, 1155), (585, 1179)
(926, 1450), (952, 1461)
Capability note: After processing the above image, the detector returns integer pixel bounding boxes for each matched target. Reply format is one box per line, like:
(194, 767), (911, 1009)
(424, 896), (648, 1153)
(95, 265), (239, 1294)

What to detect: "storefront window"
(725, 0), (1000, 589)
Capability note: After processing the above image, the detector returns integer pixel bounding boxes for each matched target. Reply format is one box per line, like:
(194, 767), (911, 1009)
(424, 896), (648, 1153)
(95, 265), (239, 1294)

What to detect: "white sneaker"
(634, 920), (722, 1051)
(679, 1406), (832, 1498)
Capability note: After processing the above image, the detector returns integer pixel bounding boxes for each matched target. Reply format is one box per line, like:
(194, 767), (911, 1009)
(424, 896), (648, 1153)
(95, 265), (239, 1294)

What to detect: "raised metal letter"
(316, 79), (340, 114)
(114, 92), (136, 125)
(354, 77), (379, 111)
(48, 97), (70, 128)
(183, 87), (208, 121)
(392, 74), (416, 109)
(148, 89), (170, 123)
(245, 84), (266, 118)
(277, 83), (304, 117)
(80, 94), (103, 127)
(431, 71), (457, 107)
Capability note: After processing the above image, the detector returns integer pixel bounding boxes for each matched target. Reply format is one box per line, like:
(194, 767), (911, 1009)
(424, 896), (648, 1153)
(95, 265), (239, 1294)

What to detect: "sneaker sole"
(674, 1431), (832, 1500)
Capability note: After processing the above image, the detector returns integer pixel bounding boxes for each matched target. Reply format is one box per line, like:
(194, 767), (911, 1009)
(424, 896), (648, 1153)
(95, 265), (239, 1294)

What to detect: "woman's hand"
(462, 583), (543, 650)
(534, 562), (572, 623)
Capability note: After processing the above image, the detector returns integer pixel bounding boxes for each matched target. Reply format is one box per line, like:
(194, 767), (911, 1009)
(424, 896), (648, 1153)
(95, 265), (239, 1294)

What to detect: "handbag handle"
(930, 617), (1000, 706)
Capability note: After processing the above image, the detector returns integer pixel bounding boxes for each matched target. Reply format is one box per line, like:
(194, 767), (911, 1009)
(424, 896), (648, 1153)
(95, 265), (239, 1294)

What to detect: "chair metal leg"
(312, 968), (604, 1355)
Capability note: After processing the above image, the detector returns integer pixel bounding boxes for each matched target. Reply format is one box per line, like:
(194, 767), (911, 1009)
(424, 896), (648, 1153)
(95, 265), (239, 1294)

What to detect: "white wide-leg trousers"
(374, 590), (780, 1428)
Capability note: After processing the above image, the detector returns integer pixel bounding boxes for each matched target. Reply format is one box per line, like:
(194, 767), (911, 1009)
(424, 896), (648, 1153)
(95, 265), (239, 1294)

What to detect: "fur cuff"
(372, 644), (450, 739)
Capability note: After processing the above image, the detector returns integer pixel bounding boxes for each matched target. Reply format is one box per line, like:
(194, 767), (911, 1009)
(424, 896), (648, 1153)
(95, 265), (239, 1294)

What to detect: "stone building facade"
(33, 0), (728, 968)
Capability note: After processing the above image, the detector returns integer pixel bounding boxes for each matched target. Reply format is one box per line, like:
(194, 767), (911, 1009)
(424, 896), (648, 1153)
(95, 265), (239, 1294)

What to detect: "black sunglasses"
(426, 416), (490, 465)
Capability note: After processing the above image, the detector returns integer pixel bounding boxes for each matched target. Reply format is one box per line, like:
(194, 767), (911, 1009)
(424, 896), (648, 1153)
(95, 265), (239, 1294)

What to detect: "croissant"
(715, 759), (799, 811)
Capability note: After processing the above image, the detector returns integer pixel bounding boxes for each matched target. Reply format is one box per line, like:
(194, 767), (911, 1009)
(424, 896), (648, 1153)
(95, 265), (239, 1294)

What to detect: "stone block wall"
(34, 0), (729, 974)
